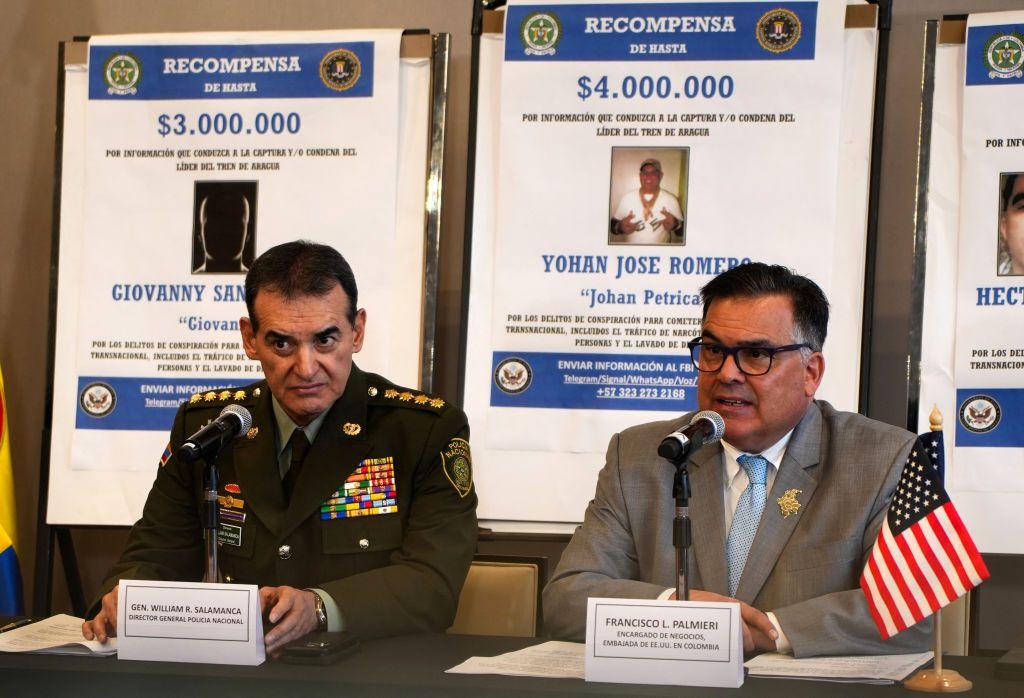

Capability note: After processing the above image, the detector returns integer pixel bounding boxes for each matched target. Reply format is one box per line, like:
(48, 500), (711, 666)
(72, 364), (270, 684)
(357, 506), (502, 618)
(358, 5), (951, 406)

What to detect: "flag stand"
(905, 408), (971, 693)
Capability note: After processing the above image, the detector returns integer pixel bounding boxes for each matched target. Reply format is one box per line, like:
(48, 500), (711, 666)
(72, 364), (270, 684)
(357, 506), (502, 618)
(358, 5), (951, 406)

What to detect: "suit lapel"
(735, 403), (822, 603)
(230, 384), (286, 537)
(687, 443), (728, 595)
(280, 366), (373, 540)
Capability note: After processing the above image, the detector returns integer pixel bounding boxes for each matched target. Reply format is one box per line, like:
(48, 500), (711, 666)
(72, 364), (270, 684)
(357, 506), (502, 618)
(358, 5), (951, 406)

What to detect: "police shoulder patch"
(441, 437), (473, 498)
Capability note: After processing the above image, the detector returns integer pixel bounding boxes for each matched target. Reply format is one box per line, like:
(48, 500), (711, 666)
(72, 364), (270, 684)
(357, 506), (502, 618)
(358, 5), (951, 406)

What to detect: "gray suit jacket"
(543, 400), (933, 657)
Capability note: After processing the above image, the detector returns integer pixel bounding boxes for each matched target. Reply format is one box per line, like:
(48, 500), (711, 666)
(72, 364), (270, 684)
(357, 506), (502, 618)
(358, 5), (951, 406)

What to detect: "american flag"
(860, 432), (989, 639)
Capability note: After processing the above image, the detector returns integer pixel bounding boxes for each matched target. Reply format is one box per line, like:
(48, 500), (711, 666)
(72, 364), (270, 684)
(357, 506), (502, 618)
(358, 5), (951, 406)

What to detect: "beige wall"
(3, 0), (1024, 615)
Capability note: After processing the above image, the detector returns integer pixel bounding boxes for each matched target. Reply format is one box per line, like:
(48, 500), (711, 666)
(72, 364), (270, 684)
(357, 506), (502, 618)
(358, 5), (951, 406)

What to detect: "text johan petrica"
(128, 603), (244, 625)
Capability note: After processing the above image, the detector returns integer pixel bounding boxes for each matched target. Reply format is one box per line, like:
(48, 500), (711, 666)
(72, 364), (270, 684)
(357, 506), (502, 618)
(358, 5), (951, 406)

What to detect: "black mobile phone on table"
(280, 631), (359, 665)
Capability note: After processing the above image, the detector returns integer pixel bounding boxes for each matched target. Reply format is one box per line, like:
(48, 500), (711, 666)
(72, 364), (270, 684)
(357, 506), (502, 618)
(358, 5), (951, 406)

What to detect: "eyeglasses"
(687, 337), (810, 376)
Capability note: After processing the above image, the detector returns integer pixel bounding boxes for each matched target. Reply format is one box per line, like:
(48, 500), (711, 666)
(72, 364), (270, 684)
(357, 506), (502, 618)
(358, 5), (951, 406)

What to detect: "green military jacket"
(97, 364), (478, 638)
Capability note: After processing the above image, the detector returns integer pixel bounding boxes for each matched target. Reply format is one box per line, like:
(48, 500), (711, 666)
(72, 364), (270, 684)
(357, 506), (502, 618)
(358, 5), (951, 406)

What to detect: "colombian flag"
(0, 366), (24, 615)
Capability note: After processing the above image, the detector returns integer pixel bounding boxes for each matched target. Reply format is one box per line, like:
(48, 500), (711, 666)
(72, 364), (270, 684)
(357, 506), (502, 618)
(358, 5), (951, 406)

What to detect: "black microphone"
(177, 404), (253, 463)
(658, 410), (725, 464)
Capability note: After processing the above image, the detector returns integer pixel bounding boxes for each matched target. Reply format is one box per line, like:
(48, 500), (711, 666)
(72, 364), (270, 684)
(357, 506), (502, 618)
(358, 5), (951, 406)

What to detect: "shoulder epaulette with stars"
(185, 385), (263, 409)
(366, 384), (447, 412)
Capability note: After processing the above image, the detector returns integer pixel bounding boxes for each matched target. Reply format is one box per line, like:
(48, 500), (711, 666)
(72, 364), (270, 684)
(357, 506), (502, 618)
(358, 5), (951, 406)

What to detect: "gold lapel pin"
(777, 489), (802, 518)
(246, 427), (259, 440)
(343, 422), (362, 436)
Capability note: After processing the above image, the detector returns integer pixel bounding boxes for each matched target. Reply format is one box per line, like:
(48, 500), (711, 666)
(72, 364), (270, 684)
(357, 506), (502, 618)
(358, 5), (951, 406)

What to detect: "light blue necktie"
(726, 454), (769, 597)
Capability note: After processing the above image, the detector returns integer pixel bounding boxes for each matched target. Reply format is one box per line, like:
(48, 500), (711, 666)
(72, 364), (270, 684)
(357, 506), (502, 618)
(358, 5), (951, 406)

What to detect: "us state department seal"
(959, 394), (1001, 433)
(494, 357), (532, 395)
(984, 33), (1024, 79)
(441, 437), (473, 498)
(756, 9), (802, 53)
(80, 381), (116, 418)
(103, 53), (141, 95)
(320, 48), (361, 91)
(521, 11), (562, 56)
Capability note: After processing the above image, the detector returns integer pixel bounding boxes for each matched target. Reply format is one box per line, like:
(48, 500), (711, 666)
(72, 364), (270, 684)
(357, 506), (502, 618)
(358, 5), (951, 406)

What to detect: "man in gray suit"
(544, 263), (931, 657)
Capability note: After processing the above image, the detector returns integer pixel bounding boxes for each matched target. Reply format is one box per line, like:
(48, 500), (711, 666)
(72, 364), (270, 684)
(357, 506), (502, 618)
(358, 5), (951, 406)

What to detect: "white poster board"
(48, 30), (434, 525)
(916, 12), (1024, 554)
(465, 1), (880, 528)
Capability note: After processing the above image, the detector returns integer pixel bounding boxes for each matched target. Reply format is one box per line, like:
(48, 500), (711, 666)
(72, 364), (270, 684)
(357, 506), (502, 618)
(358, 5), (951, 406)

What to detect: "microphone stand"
(672, 461), (692, 602)
(177, 405), (252, 585)
(199, 449), (223, 584)
(659, 412), (724, 602)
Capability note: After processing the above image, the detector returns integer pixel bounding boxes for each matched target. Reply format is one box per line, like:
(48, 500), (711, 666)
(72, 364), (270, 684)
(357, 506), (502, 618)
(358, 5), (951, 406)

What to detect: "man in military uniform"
(83, 241), (477, 653)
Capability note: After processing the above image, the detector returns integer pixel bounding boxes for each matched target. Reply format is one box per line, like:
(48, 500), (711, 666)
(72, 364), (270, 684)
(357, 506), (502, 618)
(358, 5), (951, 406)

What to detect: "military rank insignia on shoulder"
(369, 385), (447, 412)
(186, 385), (261, 409)
(441, 438), (473, 498)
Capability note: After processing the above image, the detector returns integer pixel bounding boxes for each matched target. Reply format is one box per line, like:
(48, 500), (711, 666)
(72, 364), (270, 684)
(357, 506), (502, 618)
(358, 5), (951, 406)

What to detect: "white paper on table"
(445, 641), (584, 679)
(0, 614), (116, 656)
(744, 651), (933, 684)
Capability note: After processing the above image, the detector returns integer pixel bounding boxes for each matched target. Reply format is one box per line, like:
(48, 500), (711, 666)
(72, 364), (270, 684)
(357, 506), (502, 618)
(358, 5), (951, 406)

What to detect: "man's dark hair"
(1002, 173), (1020, 212)
(244, 240), (358, 330)
(699, 262), (829, 351)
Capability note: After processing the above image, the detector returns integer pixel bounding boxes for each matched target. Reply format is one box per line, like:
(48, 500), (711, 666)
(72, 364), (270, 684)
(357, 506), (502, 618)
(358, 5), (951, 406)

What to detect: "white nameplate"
(585, 598), (743, 688)
(117, 579), (265, 665)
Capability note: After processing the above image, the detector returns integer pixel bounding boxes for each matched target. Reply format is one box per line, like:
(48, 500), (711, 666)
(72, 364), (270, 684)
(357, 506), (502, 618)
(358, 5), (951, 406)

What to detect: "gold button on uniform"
(359, 538), (370, 550)
(277, 544), (291, 560)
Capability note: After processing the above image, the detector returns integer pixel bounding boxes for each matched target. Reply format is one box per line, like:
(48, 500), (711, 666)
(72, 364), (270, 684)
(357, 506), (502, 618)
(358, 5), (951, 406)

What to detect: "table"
(0, 634), (1017, 697)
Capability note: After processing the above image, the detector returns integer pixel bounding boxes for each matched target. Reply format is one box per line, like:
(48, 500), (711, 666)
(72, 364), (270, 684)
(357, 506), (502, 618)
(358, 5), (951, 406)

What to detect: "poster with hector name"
(70, 30), (402, 471)
(479, 0), (846, 454)
(952, 11), (1024, 493)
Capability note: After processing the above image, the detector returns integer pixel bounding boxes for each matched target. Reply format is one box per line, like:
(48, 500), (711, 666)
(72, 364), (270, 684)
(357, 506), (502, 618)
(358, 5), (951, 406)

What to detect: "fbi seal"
(320, 48), (361, 91)
(756, 9), (802, 54)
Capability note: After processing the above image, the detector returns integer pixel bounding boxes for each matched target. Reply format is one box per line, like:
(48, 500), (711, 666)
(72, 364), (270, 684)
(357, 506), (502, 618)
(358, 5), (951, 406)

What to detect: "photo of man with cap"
(610, 156), (684, 245)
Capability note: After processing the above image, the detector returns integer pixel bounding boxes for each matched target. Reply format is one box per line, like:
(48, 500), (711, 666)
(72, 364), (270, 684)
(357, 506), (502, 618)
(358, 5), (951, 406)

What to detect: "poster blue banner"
(504, 2), (818, 62)
(490, 350), (696, 411)
(965, 24), (1024, 86)
(76, 376), (249, 430)
(89, 41), (375, 100)
(955, 388), (1024, 446)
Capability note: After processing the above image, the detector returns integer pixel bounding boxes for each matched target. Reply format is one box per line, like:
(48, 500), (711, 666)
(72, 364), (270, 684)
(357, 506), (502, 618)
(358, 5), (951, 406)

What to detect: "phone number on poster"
(577, 75), (734, 101)
(595, 387), (687, 400)
(156, 112), (301, 137)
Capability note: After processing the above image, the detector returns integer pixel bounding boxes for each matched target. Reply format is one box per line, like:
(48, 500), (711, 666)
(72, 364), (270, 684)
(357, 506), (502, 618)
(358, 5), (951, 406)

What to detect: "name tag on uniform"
(585, 598), (742, 688)
(117, 579), (264, 665)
